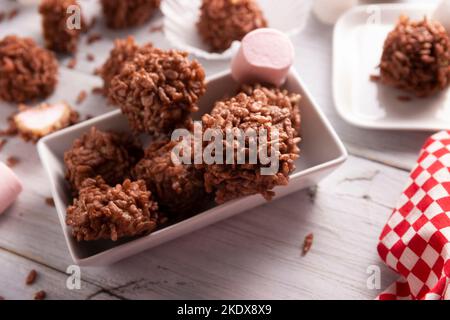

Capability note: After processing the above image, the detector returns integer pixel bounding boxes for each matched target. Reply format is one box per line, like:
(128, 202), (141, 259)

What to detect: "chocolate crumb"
(26, 270), (37, 285)
(6, 156), (19, 168)
(45, 197), (55, 207)
(307, 185), (318, 203)
(76, 90), (87, 104)
(302, 233), (314, 256)
(370, 74), (381, 82)
(0, 139), (7, 152)
(67, 58), (77, 69)
(149, 24), (163, 33)
(86, 53), (95, 62)
(33, 290), (46, 300)
(87, 33), (102, 45)
(91, 87), (103, 95)
(8, 8), (19, 20)
(84, 114), (93, 121)
(397, 95), (412, 102)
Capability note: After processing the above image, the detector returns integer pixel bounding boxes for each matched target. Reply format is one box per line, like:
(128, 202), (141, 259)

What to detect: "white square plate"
(38, 70), (347, 266)
(333, 3), (450, 131)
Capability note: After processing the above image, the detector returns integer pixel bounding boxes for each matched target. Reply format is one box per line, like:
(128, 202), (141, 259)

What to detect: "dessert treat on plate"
(231, 28), (295, 87)
(199, 87), (301, 204)
(39, 0), (85, 54)
(133, 140), (207, 216)
(100, 0), (161, 29)
(109, 48), (206, 136)
(64, 127), (143, 192)
(0, 161), (23, 215)
(379, 16), (450, 97)
(197, 0), (268, 52)
(66, 176), (159, 241)
(13, 102), (79, 142)
(0, 35), (58, 103)
(97, 36), (153, 96)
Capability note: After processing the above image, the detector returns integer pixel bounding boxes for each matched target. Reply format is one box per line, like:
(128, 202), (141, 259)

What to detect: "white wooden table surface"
(0, 0), (438, 300)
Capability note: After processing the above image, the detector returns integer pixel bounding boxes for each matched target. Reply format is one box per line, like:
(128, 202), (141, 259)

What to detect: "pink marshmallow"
(0, 161), (23, 215)
(231, 28), (294, 87)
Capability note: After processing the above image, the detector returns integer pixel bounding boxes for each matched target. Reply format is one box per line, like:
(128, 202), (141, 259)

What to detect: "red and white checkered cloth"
(377, 131), (450, 300)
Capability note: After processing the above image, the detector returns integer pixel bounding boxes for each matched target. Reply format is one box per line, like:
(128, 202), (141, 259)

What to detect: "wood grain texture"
(0, 248), (101, 300)
(0, 0), (436, 299)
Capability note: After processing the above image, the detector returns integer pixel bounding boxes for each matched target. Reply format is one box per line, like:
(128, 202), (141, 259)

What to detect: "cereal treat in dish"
(380, 16), (450, 97)
(64, 127), (143, 192)
(39, 0), (85, 54)
(241, 84), (301, 136)
(0, 35), (58, 103)
(13, 102), (79, 142)
(197, 0), (267, 52)
(66, 176), (159, 241)
(97, 36), (153, 96)
(109, 48), (206, 136)
(100, 0), (161, 29)
(133, 140), (207, 216)
(200, 87), (301, 204)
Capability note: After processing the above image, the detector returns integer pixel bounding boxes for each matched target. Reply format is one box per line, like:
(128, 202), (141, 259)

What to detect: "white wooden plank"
(0, 248), (102, 300)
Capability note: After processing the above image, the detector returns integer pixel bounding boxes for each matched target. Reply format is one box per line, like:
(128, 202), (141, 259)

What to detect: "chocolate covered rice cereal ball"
(241, 84), (301, 135)
(97, 36), (153, 95)
(64, 127), (143, 192)
(379, 16), (450, 97)
(200, 88), (301, 204)
(101, 0), (161, 29)
(66, 176), (159, 241)
(0, 35), (58, 103)
(109, 48), (206, 136)
(133, 140), (207, 216)
(197, 0), (267, 52)
(39, 0), (85, 54)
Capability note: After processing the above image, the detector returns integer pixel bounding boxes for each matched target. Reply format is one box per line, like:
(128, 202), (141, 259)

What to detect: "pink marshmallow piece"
(0, 161), (23, 215)
(231, 28), (294, 87)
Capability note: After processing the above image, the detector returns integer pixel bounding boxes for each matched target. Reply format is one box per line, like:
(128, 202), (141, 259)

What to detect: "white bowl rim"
(38, 69), (348, 265)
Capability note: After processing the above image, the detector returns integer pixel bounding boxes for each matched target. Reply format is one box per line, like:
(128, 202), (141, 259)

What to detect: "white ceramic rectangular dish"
(333, 3), (450, 131)
(38, 70), (347, 266)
